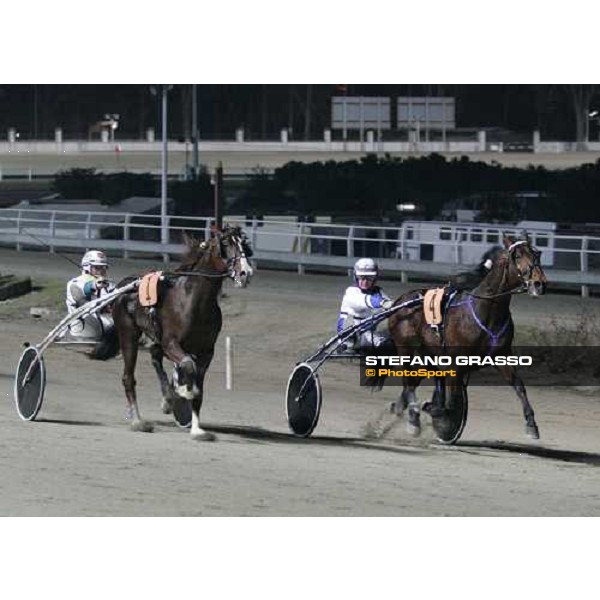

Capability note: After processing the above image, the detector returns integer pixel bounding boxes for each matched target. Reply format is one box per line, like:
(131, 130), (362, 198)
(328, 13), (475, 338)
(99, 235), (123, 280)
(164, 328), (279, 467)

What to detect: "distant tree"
(564, 84), (598, 148)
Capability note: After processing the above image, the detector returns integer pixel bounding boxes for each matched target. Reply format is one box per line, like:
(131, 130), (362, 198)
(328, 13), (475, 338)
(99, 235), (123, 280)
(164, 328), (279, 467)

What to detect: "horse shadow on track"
(156, 421), (427, 456)
(454, 440), (600, 466)
(184, 423), (600, 465)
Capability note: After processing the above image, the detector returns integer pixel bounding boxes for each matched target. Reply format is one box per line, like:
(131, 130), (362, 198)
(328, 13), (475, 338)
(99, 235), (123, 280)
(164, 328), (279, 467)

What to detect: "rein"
(173, 269), (231, 279)
(463, 283), (527, 300)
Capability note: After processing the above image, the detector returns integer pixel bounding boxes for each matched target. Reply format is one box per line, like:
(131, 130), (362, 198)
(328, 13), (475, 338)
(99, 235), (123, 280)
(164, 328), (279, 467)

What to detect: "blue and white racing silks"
(66, 273), (115, 314)
(337, 285), (392, 334)
(65, 273), (116, 340)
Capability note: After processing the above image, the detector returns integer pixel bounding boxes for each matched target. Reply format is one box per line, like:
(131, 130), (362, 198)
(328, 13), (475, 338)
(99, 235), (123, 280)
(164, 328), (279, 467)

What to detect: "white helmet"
(354, 258), (378, 278)
(81, 250), (108, 273)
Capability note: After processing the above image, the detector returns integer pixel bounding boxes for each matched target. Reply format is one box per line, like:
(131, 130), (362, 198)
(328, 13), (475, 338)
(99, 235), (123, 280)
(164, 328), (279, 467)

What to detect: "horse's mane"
(176, 234), (219, 272)
(175, 225), (245, 272)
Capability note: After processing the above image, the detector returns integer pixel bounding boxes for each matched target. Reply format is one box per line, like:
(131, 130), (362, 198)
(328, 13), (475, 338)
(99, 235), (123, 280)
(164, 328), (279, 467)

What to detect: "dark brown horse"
(388, 235), (547, 440)
(111, 225), (253, 440)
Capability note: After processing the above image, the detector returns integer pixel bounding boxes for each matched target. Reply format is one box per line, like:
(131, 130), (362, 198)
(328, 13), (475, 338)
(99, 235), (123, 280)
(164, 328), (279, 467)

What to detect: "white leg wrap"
(191, 412), (205, 437)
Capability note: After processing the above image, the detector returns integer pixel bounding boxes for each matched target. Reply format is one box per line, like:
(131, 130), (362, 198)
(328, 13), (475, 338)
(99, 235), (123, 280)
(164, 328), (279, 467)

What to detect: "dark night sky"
(0, 84), (596, 142)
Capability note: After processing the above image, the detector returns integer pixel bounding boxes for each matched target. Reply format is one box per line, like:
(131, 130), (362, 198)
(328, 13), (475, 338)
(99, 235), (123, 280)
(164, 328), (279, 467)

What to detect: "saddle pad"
(423, 287), (446, 326)
(139, 271), (163, 307)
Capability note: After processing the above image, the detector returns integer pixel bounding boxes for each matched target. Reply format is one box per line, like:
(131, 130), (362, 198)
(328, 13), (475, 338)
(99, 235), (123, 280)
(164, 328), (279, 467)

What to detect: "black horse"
(387, 235), (547, 440)
(111, 225), (253, 439)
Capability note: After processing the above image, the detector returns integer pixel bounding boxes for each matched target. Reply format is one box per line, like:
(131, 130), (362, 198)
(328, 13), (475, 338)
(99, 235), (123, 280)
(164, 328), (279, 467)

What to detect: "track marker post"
(225, 336), (233, 391)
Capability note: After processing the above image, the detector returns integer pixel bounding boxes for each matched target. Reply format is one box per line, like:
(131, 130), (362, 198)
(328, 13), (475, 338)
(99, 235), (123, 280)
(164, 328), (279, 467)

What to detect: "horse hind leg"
(121, 356), (154, 433)
(495, 364), (539, 439)
(390, 388), (410, 416)
(150, 344), (177, 414)
(114, 304), (153, 433)
(400, 380), (421, 437)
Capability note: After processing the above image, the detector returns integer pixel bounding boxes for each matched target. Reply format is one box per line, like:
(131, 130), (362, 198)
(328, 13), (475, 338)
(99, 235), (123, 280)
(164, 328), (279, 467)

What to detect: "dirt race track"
(1, 248), (600, 516)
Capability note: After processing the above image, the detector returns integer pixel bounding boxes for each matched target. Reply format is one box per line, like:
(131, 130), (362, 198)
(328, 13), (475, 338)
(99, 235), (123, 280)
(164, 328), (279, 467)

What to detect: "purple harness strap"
(449, 294), (509, 353)
(467, 295), (509, 351)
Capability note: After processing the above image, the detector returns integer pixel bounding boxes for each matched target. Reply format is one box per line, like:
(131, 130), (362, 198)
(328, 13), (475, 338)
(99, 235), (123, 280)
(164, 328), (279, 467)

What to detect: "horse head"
(180, 227), (253, 287)
(217, 225), (254, 288)
(503, 234), (547, 297)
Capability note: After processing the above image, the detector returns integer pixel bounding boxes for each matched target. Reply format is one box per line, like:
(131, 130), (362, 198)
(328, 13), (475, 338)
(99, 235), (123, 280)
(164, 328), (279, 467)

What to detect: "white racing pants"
(68, 313), (114, 341)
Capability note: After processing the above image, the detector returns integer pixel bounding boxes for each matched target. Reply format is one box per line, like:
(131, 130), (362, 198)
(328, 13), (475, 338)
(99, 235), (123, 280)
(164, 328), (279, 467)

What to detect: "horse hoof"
(406, 406), (421, 436)
(160, 399), (172, 414)
(389, 401), (405, 417)
(131, 420), (154, 433)
(191, 430), (216, 442)
(526, 425), (540, 439)
(406, 423), (421, 437)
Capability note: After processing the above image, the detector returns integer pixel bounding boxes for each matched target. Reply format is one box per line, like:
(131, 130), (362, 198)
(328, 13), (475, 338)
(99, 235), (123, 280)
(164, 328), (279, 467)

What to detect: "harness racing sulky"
(286, 235), (547, 445)
(14, 225), (253, 441)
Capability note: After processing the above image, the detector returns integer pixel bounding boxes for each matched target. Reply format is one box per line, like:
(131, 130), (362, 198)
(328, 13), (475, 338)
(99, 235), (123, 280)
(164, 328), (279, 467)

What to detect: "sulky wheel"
(285, 362), (322, 438)
(431, 383), (469, 445)
(14, 346), (46, 421)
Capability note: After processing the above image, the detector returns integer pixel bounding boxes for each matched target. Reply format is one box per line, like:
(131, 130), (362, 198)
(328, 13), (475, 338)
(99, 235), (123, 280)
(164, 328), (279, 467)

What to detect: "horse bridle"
(507, 239), (542, 283)
(175, 234), (249, 281)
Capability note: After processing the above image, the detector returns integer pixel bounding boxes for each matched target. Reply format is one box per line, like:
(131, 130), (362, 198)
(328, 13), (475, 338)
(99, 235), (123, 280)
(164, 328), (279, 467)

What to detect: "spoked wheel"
(172, 395), (192, 429)
(286, 362), (322, 437)
(431, 384), (468, 445)
(14, 346), (46, 421)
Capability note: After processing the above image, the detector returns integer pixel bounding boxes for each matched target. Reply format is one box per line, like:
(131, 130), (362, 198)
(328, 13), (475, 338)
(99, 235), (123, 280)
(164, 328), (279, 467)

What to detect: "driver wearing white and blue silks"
(337, 258), (393, 352)
(65, 250), (116, 341)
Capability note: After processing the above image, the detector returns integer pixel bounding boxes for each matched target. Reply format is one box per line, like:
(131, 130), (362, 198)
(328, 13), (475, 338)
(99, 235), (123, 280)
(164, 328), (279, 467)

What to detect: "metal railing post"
(347, 226), (355, 258)
(251, 217), (258, 252)
(85, 213), (93, 241)
(162, 216), (171, 264)
(123, 214), (131, 259)
(581, 236), (589, 298)
(49, 211), (56, 253)
(297, 223), (305, 275)
(16, 210), (22, 251)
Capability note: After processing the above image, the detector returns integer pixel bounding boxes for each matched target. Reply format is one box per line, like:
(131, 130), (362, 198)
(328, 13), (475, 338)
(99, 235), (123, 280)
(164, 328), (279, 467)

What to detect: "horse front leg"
(164, 339), (198, 401)
(190, 353), (216, 442)
(150, 344), (177, 414)
(495, 364), (540, 439)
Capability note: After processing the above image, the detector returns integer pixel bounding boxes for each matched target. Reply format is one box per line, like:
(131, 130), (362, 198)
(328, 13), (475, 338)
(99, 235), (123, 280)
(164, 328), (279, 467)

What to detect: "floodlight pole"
(192, 83), (199, 179)
(161, 85), (169, 260)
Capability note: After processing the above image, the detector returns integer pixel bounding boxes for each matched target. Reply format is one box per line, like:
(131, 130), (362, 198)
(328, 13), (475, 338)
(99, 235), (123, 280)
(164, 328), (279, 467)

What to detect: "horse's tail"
(89, 276), (138, 361)
(364, 371), (388, 391)
(88, 327), (120, 361)
(364, 337), (397, 391)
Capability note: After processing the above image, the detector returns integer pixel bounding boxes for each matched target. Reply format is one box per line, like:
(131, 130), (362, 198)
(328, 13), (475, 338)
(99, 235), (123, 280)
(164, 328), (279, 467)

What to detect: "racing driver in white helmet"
(336, 257), (394, 353)
(65, 249), (116, 343)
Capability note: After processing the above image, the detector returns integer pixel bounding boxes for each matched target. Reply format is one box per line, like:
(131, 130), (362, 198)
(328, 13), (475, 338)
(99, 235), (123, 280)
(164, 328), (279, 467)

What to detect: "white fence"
(1, 208), (600, 296)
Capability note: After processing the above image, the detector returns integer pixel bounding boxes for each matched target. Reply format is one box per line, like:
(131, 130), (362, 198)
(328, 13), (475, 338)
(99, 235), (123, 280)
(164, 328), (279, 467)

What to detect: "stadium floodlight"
(150, 85), (173, 259)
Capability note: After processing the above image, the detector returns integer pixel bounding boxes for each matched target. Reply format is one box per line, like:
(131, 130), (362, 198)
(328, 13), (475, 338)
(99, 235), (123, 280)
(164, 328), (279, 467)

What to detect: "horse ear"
(502, 234), (515, 248)
(182, 230), (199, 248)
